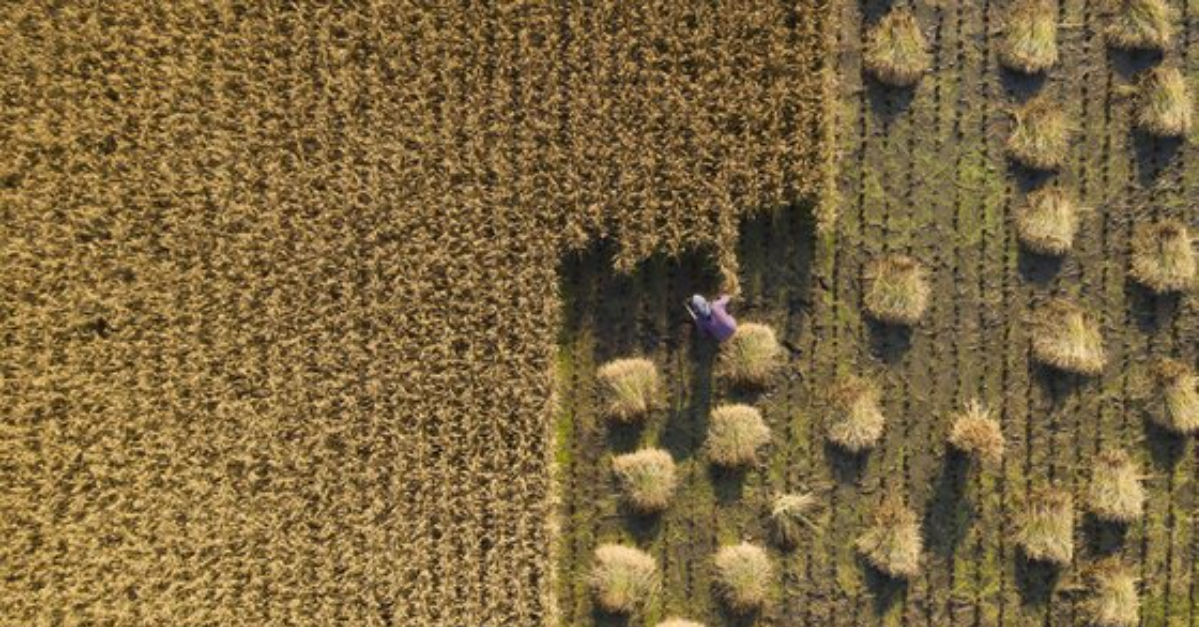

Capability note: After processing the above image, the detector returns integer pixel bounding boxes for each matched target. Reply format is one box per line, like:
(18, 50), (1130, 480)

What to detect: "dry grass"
(948, 400), (1005, 466)
(826, 375), (886, 453)
(1106, 0), (1173, 51)
(1130, 220), (1197, 294)
(714, 543), (773, 612)
(612, 449), (678, 514)
(1136, 66), (1194, 137)
(656, 620), (705, 627)
(717, 323), (783, 388)
(590, 544), (659, 614)
(1031, 299), (1107, 376)
(1000, 0), (1059, 73)
(1008, 96), (1071, 170)
(1086, 559), (1140, 627)
(706, 404), (771, 468)
(1088, 450), (1145, 524)
(598, 358), (664, 423)
(1015, 188), (1084, 256)
(1149, 359), (1200, 434)
(864, 8), (931, 87)
(769, 492), (821, 549)
(864, 255), (930, 325)
(1018, 488), (1074, 566)
(856, 496), (923, 579)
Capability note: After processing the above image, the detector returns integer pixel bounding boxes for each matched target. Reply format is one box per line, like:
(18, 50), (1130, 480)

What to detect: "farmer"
(686, 293), (737, 342)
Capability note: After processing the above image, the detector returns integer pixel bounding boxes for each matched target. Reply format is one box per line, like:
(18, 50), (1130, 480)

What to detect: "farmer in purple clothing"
(686, 293), (737, 342)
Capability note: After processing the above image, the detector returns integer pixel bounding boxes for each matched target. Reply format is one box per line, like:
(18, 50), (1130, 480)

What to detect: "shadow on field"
(861, 560), (907, 616)
(1082, 514), (1129, 557)
(866, 319), (912, 364)
(1000, 67), (1048, 103)
(824, 442), (870, 486)
(924, 450), (972, 558)
(1015, 554), (1061, 609)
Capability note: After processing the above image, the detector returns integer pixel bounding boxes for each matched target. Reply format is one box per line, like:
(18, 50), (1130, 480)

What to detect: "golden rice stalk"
(856, 495), (922, 579)
(706, 404), (771, 468)
(1130, 220), (1197, 294)
(1086, 559), (1140, 627)
(656, 620), (705, 627)
(1149, 358), (1199, 434)
(826, 374), (886, 453)
(864, 255), (930, 325)
(1015, 187), (1084, 256)
(714, 542), (773, 612)
(1106, 0), (1173, 51)
(947, 399), (1005, 466)
(598, 357), (664, 423)
(864, 8), (931, 87)
(1031, 299), (1106, 376)
(1088, 450), (1144, 524)
(1000, 0), (1059, 74)
(612, 448), (678, 514)
(590, 544), (658, 614)
(1018, 488), (1074, 566)
(1136, 66), (1194, 137)
(1008, 96), (1071, 170)
(718, 322), (782, 389)
(769, 491), (820, 548)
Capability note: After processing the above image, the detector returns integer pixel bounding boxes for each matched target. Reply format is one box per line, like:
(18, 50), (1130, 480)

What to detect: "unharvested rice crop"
(1086, 559), (1140, 627)
(1031, 299), (1107, 376)
(947, 400), (1005, 466)
(864, 255), (930, 325)
(717, 322), (783, 388)
(706, 404), (771, 468)
(0, 2), (835, 625)
(1087, 450), (1144, 524)
(825, 375), (886, 452)
(1015, 187), (1085, 256)
(1130, 219), (1197, 294)
(1000, 0), (1059, 74)
(864, 8), (930, 87)
(1018, 489), (1074, 566)
(713, 543), (773, 612)
(612, 448), (678, 514)
(856, 496), (922, 579)
(598, 358), (664, 423)
(589, 544), (659, 614)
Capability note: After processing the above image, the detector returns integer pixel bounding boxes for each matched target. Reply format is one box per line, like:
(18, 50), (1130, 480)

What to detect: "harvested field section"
(554, 0), (1196, 625)
(1, 2), (833, 626)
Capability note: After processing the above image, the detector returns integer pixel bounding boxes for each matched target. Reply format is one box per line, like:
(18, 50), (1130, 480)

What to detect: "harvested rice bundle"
(1018, 488), (1074, 566)
(947, 400), (1005, 466)
(864, 8), (930, 87)
(856, 496), (922, 579)
(1031, 299), (1106, 376)
(1015, 188), (1084, 256)
(590, 544), (658, 613)
(1000, 0), (1059, 73)
(864, 255), (930, 325)
(598, 358), (663, 423)
(826, 375), (886, 453)
(769, 491), (820, 549)
(612, 449), (678, 514)
(656, 620), (705, 627)
(1148, 358), (1199, 434)
(1106, 0), (1173, 51)
(706, 404), (771, 468)
(714, 543), (773, 612)
(1130, 220), (1196, 294)
(1086, 559), (1140, 627)
(1008, 96), (1071, 170)
(1136, 66), (1194, 137)
(718, 323), (782, 388)
(1088, 450), (1144, 524)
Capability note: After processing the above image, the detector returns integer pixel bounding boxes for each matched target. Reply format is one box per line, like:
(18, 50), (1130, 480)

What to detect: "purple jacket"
(697, 295), (737, 342)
